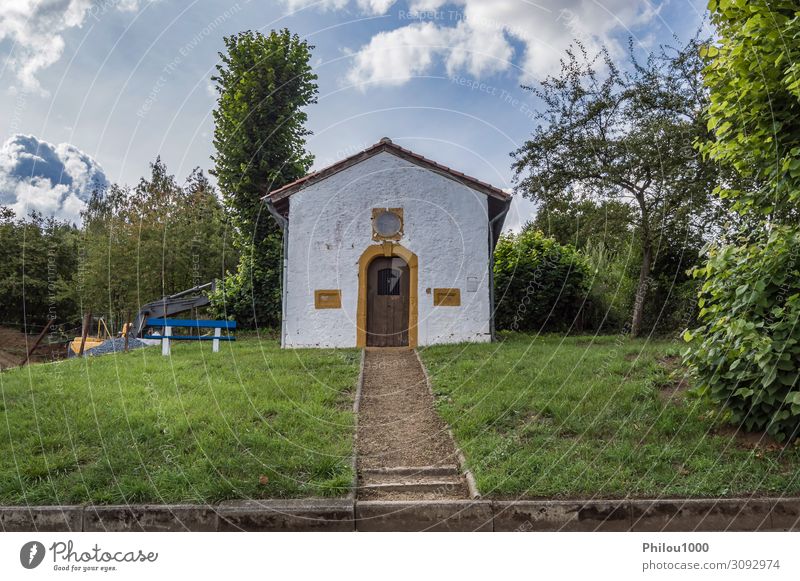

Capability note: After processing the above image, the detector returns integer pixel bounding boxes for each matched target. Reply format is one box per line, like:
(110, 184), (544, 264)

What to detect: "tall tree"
(684, 1), (800, 440)
(0, 208), (80, 329)
(209, 29), (317, 328)
(512, 38), (718, 336)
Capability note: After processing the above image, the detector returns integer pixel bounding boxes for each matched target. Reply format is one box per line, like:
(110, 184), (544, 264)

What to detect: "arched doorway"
(367, 256), (409, 347)
(357, 243), (418, 348)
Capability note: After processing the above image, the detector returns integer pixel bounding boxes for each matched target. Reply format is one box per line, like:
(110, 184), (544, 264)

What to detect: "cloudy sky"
(0, 0), (706, 227)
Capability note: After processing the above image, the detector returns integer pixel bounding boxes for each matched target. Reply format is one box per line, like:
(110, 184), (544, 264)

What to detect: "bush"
(684, 0), (800, 439)
(683, 226), (800, 440)
(494, 230), (589, 332)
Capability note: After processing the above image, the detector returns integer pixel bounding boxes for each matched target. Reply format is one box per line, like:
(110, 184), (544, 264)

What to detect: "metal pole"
(20, 318), (54, 366)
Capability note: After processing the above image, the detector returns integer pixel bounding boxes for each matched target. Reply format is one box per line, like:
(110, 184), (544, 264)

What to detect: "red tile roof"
(263, 137), (511, 204)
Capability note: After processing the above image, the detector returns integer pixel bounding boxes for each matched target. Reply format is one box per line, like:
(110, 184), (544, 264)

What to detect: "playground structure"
(64, 282), (235, 358)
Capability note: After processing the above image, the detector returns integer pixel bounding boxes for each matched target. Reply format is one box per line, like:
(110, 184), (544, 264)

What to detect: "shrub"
(494, 230), (589, 332)
(683, 227), (800, 440)
(684, 0), (800, 439)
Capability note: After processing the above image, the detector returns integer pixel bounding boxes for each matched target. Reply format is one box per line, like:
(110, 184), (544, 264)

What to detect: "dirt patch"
(656, 355), (692, 404)
(0, 326), (67, 370)
(714, 425), (788, 452)
(357, 349), (460, 469)
(658, 355), (682, 370)
(657, 374), (691, 404)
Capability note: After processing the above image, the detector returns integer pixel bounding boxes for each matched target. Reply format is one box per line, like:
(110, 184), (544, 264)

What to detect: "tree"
(209, 29), (318, 328)
(683, 1), (800, 440)
(528, 193), (634, 252)
(512, 37), (719, 336)
(78, 159), (234, 329)
(0, 208), (80, 330)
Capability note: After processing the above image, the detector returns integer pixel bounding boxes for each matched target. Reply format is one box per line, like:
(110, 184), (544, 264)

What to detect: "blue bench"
(144, 318), (236, 355)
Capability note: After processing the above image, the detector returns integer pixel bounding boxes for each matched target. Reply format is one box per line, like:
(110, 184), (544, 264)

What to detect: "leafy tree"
(494, 229), (589, 332)
(78, 159), (234, 329)
(529, 193), (634, 252)
(0, 208), (80, 331)
(683, 1), (800, 440)
(512, 37), (719, 336)
(209, 29), (318, 328)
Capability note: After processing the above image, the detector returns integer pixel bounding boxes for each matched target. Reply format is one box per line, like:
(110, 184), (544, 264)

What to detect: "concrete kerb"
(347, 349), (366, 501)
(413, 348), (481, 500)
(2, 497), (799, 531)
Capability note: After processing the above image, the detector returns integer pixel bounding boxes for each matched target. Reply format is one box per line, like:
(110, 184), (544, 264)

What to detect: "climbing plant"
(683, 0), (800, 440)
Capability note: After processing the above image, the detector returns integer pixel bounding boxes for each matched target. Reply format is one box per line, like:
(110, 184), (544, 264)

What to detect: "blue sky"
(0, 0), (707, 228)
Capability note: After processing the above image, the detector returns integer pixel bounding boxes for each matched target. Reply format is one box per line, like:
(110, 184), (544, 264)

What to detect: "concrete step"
(357, 470), (468, 499)
(360, 465), (460, 478)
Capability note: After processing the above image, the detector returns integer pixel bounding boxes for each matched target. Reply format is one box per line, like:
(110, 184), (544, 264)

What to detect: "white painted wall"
(283, 150), (492, 348)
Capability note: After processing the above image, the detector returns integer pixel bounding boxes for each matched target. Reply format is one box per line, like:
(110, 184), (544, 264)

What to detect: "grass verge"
(0, 340), (359, 504)
(420, 333), (800, 498)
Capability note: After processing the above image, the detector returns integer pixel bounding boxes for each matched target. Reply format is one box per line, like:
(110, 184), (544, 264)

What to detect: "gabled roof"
(263, 138), (511, 210)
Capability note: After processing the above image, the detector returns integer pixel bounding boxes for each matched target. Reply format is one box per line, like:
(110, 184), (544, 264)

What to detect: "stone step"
(358, 480), (464, 495)
(360, 465), (460, 478)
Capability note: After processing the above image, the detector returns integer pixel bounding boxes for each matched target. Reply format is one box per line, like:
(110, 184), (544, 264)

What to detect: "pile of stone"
(79, 337), (152, 357)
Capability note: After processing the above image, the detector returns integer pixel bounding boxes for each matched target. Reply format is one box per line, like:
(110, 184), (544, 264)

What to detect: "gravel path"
(356, 348), (468, 499)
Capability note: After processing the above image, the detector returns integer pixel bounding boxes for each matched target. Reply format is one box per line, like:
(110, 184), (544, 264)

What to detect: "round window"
(374, 210), (402, 237)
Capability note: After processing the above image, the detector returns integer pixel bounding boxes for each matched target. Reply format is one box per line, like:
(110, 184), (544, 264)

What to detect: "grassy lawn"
(420, 333), (800, 498)
(0, 340), (359, 505)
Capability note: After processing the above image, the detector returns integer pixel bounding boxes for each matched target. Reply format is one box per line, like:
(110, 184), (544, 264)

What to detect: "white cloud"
(0, 0), (150, 92)
(324, 0), (660, 88)
(284, 0), (349, 12)
(346, 19), (513, 87)
(0, 134), (107, 223)
(356, 0), (397, 14)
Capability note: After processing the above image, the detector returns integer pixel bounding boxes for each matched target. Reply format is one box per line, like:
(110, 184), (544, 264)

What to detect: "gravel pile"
(74, 337), (152, 357)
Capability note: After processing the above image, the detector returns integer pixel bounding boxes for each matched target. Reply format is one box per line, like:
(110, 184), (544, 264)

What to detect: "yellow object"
(314, 289), (342, 309)
(68, 337), (104, 355)
(68, 317), (113, 355)
(433, 288), (461, 307)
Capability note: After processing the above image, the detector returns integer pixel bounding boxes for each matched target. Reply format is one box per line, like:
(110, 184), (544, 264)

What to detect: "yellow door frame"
(357, 242), (418, 348)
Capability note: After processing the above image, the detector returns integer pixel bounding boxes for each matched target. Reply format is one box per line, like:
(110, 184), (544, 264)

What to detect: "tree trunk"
(631, 239), (652, 338)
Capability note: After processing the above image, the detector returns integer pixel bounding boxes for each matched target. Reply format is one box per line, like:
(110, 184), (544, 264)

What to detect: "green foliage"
(77, 159), (235, 330)
(581, 239), (638, 331)
(0, 208), (81, 329)
(210, 29), (317, 328)
(512, 37), (721, 336)
(493, 229), (589, 331)
(685, 0), (800, 439)
(529, 193), (635, 252)
(699, 0), (800, 221)
(684, 227), (800, 440)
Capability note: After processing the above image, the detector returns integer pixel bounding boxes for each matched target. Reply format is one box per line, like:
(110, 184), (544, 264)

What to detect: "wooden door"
(367, 256), (410, 347)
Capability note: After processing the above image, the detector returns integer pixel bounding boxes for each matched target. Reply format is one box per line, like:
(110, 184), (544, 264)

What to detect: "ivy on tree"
(209, 29), (318, 328)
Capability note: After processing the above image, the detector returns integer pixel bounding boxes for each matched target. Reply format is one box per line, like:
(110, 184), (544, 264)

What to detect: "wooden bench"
(144, 318), (236, 356)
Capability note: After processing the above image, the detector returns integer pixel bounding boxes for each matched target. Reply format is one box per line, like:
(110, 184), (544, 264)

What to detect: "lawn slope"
(420, 333), (800, 498)
(0, 340), (359, 504)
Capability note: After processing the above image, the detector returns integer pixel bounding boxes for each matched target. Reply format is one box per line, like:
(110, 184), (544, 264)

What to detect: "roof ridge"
(264, 139), (510, 203)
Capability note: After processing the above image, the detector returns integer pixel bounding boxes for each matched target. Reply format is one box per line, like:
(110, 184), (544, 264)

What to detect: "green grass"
(420, 333), (800, 498)
(0, 340), (359, 505)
